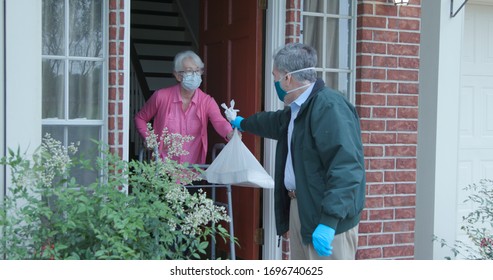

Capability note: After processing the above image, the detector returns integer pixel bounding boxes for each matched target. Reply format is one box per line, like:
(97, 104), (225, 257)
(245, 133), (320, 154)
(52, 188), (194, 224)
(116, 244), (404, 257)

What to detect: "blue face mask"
(274, 67), (315, 102)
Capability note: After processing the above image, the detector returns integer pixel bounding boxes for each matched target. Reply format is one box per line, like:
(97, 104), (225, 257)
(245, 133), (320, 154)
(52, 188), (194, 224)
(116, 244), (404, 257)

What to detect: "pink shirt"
(134, 84), (233, 164)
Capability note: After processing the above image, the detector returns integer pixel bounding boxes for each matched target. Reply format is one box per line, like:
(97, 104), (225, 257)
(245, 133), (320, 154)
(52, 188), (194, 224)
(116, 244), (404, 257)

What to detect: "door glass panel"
(69, 61), (102, 119)
(69, 0), (103, 57)
(42, 0), (65, 55)
(304, 0), (324, 13)
(42, 59), (65, 119)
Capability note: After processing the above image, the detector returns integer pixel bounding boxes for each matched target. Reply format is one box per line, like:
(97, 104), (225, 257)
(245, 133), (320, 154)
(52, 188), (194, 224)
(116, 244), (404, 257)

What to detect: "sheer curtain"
(303, 0), (339, 89)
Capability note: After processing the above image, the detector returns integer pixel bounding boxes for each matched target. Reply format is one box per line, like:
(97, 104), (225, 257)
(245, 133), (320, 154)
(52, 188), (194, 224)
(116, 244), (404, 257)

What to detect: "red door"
(200, 0), (264, 259)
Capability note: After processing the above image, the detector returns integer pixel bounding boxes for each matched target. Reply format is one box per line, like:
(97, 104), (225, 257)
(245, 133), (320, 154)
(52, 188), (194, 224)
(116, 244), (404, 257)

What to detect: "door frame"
(262, 0), (285, 260)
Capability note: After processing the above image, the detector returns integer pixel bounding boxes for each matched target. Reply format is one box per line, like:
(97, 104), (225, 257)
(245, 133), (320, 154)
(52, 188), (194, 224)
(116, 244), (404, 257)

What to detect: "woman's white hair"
(173, 50), (204, 71)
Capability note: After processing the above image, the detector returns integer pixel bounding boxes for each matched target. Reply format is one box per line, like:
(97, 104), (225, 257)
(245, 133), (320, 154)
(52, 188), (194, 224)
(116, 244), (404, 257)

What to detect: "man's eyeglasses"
(178, 69), (204, 76)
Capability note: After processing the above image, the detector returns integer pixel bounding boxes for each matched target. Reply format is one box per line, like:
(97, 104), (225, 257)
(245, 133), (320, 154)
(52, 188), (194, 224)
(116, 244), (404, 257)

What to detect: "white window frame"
(300, 0), (357, 103)
(41, 0), (108, 161)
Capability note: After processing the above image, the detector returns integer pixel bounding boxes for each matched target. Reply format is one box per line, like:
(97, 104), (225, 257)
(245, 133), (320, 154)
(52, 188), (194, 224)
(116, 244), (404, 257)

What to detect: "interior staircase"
(131, 0), (197, 99)
(130, 0), (198, 159)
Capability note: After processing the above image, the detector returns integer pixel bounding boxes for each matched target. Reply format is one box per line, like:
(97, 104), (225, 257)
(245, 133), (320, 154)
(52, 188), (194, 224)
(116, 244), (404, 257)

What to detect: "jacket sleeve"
(311, 94), (366, 230)
(241, 109), (289, 140)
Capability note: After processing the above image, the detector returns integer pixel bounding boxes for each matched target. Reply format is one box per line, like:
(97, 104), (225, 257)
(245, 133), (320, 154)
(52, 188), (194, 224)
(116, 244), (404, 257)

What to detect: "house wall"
(108, 0), (129, 161)
(282, 0), (420, 260)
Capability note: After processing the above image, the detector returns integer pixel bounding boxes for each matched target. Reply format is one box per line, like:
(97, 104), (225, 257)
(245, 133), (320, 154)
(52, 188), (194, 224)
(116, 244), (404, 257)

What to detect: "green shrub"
(435, 179), (493, 259)
(0, 134), (232, 259)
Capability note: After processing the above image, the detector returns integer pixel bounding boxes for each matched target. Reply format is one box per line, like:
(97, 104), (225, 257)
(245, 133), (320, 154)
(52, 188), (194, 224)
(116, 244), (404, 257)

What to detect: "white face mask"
(181, 73), (202, 91)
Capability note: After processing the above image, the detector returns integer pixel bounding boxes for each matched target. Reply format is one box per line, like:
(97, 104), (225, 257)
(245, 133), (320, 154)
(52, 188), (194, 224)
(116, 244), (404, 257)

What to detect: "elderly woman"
(134, 50), (233, 164)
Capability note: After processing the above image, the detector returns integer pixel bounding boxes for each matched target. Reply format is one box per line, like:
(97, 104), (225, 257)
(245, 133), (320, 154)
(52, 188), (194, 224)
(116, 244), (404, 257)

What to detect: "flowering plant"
(0, 130), (233, 259)
(435, 179), (493, 259)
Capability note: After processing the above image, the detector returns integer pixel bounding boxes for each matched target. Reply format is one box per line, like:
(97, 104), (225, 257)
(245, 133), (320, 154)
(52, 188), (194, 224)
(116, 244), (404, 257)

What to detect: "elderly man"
(228, 43), (366, 260)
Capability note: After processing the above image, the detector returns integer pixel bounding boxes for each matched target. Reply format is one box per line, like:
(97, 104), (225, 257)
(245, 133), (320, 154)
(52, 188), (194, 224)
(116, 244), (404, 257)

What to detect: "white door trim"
(262, 0), (286, 260)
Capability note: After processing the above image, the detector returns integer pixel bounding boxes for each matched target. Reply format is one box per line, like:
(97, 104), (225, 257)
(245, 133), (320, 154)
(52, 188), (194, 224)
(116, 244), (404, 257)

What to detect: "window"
(301, 0), (356, 102)
(42, 0), (106, 185)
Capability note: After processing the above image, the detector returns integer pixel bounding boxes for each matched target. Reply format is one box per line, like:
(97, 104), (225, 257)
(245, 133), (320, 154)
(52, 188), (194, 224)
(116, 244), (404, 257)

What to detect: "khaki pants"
(289, 198), (358, 260)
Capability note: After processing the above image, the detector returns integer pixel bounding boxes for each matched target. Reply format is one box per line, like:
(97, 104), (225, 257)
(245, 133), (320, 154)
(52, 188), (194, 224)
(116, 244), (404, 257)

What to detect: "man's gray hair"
(274, 43), (318, 82)
(174, 50), (204, 71)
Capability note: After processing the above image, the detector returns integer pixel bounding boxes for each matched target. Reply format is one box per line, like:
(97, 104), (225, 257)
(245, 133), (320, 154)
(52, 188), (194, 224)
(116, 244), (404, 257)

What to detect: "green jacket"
(241, 79), (366, 244)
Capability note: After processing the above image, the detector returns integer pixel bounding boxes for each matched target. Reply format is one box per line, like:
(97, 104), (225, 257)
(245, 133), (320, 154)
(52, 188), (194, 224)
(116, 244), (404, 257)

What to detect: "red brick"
(359, 67), (387, 79)
(356, 81), (372, 92)
(373, 107), (397, 118)
(399, 32), (420, 44)
(373, 82), (398, 93)
(361, 132), (371, 144)
(386, 145), (417, 157)
(388, 18), (420, 31)
(358, 3), (374, 15)
(373, 56), (398, 68)
(397, 133), (417, 144)
(369, 209), (394, 220)
(382, 245), (414, 258)
(374, 30), (398, 42)
(356, 248), (382, 259)
(399, 6), (421, 18)
(370, 133), (397, 144)
(359, 221), (383, 234)
(398, 83), (419, 94)
(383, 220), (415, 232)
(359, 16), (387, 29)
(375, 5), (397, 16)
(388, 69), (419, 81)
(396, 158), (416, 169)
(361, 119), (386, 131)
(384, 195), (416, 207)
(369, 184), (395, 195)
(359, 42), (387, 54)
(395, 208), (415, 219)
(109, 0), (117, 9)
(357, 107), (371, 118)
(384, 171), (416, 183)
(386, 120), (418, 131)
(399, 57), (420, 69)
(364, 146), (384, 157)
(395, 183), (416, 194)
(388, 44), (420, 56)
(395, 232), (414, 244)
(389, 92), (418, 105)
(368, 234), (394, 245)
(109, 12), (117, 25)
(370, 159), (395, 170)
(357, 55), (373, 67)
(366, 171), (384, 183)
(358, 235), (368, 246)
(357, 29), (373, 41)
(365, 196), (384, 209)
(397, 107), (418, 119)
(359, 94), (386, 106)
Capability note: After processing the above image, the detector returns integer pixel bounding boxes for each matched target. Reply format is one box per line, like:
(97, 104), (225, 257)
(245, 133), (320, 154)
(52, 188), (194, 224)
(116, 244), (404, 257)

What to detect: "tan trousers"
(289, 198), (358, 260)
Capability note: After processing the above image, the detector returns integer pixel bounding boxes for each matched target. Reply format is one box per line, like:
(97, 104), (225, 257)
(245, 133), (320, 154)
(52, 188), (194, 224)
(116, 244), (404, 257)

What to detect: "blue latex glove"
(312, 224), (335, 257)
(230, 116), (244, 131)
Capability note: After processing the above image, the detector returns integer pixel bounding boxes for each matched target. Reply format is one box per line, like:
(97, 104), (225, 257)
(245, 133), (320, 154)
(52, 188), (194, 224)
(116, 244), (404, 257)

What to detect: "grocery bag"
(204, 128), (274, 189)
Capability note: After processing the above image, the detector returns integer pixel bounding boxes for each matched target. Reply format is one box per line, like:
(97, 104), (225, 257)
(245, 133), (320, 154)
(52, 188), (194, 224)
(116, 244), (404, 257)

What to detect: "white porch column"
(415, 0), (464, 259)
(3, 0), (42, 192)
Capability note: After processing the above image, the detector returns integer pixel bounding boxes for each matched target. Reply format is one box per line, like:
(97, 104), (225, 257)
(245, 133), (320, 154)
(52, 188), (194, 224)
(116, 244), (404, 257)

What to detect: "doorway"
(129, 0), (265, 260)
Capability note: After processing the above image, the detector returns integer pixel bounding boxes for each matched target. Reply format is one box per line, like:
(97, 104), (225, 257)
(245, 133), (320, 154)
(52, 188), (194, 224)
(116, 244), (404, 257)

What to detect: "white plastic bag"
(205, 128), (274, 189)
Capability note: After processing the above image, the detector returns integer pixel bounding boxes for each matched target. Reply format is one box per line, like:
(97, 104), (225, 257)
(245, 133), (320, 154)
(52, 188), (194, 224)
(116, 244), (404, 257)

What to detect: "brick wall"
(108, 0), (125, 158)
(356, 0), (420, 259)
(283, 0), (421, 260)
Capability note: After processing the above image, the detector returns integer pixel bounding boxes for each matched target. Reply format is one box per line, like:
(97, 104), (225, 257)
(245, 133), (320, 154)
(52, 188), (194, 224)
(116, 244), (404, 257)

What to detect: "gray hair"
(173, 50), (204, 71)
(273, 43), (318, 82)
